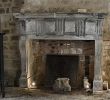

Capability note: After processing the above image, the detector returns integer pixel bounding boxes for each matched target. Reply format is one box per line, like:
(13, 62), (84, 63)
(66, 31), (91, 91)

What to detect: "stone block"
(0, 3), (3, 7)
(93, 80), (103, 94)
(0, 8), (5, 13)
(2, 29), (10, 34)
(3, 35), (9, 41)
(4, 68), (19, 86)
(12, 7), (20, 13)
(4, 54), (9, 59)
(78, 9), (87, 13)
(9, 45), (18, 50)
(104, 46), (110, 50)
(5, 79), (14, 86)
(3, 45), (8, 50)
(14, 0), (24, 6)
(11, 35), (19, 40)
(10, 28), (16, 33)
(103, 41), (110, 46)
(53, 78), (71, 92)
(6, 8), (10, 13)
(4, 52), (20, 59)
(2, 0), (8, 2)
(3, 3), (11, 7)
(4, 59), (20, 72)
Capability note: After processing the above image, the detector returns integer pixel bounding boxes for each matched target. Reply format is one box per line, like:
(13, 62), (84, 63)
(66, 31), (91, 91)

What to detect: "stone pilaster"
(93, 40), (103, 94)
(19, 36), (27, 87)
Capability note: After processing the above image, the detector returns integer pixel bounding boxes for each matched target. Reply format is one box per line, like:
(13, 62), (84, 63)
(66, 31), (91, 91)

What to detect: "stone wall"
(0, 0), (24, 86)
(103, 40), (110, 87)
(22, 0), (109, 13)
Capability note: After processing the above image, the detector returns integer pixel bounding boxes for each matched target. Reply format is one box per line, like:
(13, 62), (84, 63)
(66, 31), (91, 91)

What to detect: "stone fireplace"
(14, 13), (105, 94)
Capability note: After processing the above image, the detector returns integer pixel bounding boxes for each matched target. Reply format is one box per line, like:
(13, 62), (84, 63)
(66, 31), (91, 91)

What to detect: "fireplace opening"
(44, 54), (83, 90)
(27, 40), (95, 90)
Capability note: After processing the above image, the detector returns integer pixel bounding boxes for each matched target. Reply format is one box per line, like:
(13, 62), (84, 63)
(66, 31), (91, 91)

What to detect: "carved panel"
(26, 20), (36, 34)
(44, 20), (56, 34)
(85, 21), (96, 35)
(65, 20), (75, 33)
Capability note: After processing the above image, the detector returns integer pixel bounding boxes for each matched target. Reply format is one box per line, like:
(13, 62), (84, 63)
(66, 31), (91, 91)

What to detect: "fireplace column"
(93, 40), (103, 94)
(19, 36), (27, 87)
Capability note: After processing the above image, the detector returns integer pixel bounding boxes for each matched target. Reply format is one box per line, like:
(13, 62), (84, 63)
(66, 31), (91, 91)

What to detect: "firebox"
(45, 54), (80, 89)
(14, 13), (106, 94)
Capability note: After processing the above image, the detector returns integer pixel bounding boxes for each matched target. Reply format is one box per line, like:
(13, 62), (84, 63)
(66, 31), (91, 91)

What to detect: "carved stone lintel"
(19, 36), (27, 87)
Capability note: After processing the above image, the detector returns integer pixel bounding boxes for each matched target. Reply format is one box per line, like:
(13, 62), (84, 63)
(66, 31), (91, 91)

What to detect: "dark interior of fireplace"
(44, 54), (83, 90)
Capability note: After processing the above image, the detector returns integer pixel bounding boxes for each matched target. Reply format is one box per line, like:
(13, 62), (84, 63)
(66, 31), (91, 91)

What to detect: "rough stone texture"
(1, 87), (110, 100)
(0, 0), (23, 86)
(21, 0), (109, 13)
(102, 40), (110, 88)
(53, 78), (71, 92)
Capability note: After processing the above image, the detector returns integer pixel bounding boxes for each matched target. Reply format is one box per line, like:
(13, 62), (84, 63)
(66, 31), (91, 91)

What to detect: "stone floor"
(0, 88), (110, 100)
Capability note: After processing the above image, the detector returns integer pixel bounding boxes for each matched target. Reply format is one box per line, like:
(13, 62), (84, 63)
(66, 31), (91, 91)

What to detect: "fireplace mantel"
(14, 13), (105, 40)
(14, 13), (106, 94)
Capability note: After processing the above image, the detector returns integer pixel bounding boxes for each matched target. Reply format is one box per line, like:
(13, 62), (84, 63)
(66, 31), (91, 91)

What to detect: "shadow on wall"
(4, 69), (21, 87)
(14, 69), (21, 86)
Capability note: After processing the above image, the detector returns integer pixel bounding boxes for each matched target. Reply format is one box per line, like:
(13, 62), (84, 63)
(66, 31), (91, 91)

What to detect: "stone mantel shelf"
(20, 34), (102, 40)
(14, 13), (106, 20)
